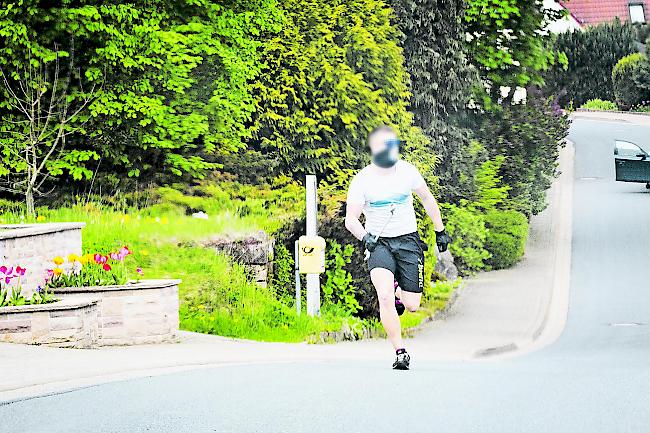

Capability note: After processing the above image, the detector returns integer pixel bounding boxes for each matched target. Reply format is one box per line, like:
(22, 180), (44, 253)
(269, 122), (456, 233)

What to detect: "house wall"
(545, 0), (582, 33)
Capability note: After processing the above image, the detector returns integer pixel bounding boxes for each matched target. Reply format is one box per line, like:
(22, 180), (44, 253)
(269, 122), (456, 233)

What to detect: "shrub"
(323, 240), (360, 315)
(544, 21), (637, 107)
(270, 243), (294, 301)
(581, 99), (619, 111)
(248, 0), (423, 181)
(475, 94), (570, 216)
(484, 210), (529, 269)
(613, 53), (650, 110)
(441, 203), (490, 274)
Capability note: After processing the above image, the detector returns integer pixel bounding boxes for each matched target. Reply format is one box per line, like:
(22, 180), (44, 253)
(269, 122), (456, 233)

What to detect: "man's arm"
(345, 202), (367, 241)
(414, 184), (444, 232)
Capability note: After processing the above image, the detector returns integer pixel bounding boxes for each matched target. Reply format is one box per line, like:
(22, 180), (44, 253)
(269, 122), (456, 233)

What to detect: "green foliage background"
(0, 0), (574, 332)
(543, 21), (637, 107)
(612, 53), (650, 110)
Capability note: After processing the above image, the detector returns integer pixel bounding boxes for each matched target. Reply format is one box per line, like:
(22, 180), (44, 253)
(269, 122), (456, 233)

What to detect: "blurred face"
(369, 129), (398, 155)
(369, 129), (400, 168)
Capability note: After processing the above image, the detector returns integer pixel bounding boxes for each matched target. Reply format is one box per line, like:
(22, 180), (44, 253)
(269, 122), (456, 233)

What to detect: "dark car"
(614, 140), (650, 189)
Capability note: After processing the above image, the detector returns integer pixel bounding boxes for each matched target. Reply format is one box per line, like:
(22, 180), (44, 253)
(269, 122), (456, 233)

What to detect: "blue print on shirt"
(369, 194), (409, 208)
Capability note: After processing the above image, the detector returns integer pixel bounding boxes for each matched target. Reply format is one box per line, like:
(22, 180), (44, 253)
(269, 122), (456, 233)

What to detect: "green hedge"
(580, 99), (619, 111)
(612, 53), (650, 110)
(484, 210), (529, 270)
(442, 204), (490, 274)
(543, 21), (637, 107)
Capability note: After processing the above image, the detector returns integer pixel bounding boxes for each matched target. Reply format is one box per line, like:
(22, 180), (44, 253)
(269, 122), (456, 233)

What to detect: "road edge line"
(512, 139), (574, 357)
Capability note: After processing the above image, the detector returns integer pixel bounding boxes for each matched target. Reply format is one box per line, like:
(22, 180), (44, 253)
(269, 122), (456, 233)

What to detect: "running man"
(345, 126), (451, 370)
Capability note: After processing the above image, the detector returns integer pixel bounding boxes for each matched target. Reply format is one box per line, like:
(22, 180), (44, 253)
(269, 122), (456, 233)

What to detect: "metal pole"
(294, 240), (301, 315)
(305, 175), (320, 316)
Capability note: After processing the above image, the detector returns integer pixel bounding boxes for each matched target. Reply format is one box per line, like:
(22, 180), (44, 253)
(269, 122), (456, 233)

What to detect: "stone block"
(0, 320), (31, 333)
(50, 316), (82, 331)
(100, 298), (124, 317)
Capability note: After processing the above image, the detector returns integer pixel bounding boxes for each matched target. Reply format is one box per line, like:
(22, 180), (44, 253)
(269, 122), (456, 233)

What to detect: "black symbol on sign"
(302, 247), (315, 254)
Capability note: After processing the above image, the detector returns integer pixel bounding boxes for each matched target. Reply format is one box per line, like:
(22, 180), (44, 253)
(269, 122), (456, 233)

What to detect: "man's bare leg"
(370, 267), (403, 350)
(399, 290), (422, 313)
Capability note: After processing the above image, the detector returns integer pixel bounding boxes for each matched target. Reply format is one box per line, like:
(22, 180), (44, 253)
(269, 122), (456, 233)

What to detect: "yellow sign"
(298, 235), (326, 274)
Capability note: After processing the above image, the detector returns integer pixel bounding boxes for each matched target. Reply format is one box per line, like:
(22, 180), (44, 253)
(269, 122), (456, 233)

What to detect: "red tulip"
(0, 266), (6, 274)
(15, 266), (25, 276)
(103, 263), (111, 271)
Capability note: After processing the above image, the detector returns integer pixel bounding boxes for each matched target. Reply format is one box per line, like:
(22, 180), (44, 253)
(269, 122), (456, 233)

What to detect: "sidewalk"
(0, 144), (574, 402)
(573, 109), (650, 126)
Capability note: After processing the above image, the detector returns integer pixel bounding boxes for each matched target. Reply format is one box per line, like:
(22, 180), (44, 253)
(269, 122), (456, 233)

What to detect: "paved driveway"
(2, 118), (650, 433)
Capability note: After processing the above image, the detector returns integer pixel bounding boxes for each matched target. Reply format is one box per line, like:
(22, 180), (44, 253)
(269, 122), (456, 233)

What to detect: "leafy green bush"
(581, 99), (619, 111)
(612, 53), (650, 110)
(323, 240), (360, 315)
(484, 210), (529, 269)
(544, 21), (637, 107)
(270, 243), (294, 301)
(475, 94), (570, 216)
(441, 203), (490, 274)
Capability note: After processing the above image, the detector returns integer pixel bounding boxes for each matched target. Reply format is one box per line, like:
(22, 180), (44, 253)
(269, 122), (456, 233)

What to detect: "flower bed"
(1, 265), (57, 307)
(0, 245), (179, 347)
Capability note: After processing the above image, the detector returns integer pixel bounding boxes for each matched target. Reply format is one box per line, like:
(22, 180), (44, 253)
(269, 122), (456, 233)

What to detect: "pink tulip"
(136, 267), (144, 275)
(94, 253), (102, 264)
(120, 246), (131, 256)
(4, 276), (11, 284)
(6, 267), (12, 276)
(110, 252), (120, 261)
(0, 266), (6, 274)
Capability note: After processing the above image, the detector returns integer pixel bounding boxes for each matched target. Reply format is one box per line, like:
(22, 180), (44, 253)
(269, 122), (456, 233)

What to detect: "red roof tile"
(559, 0), (649, 26)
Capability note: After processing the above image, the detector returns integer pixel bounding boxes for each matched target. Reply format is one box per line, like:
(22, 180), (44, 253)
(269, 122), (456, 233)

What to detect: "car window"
(615, 140), (647, 157)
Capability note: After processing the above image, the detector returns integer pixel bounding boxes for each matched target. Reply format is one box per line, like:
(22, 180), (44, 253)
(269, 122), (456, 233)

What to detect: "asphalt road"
(2, 118), (650, 433)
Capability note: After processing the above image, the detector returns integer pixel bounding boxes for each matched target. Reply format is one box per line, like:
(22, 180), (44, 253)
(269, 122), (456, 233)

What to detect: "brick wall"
(0, 223), (84, 296)
(53, 279), (180, 345)
(0, 299), (98, 348)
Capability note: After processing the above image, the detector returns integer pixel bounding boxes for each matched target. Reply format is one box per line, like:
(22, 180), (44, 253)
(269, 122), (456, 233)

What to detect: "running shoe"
(393, 351), (410, 370)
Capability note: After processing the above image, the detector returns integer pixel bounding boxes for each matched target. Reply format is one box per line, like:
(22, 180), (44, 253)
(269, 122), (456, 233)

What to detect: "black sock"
(396, 348), (407, 355)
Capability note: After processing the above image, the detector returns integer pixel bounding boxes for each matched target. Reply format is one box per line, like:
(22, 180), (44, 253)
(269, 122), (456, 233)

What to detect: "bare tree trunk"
(25, 187), (35, 218)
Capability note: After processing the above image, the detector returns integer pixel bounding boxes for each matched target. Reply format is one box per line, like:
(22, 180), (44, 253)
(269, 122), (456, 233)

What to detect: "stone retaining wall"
(0, 299), (98, 348)
(52, 279), (180, 345)
(0, 223), (84, 296)
(202, 231), (274, 287)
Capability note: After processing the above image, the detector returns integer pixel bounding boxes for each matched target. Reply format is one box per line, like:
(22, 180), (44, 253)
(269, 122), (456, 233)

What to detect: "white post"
(305, 175), (320, 316)
(294, 240), (301, 315)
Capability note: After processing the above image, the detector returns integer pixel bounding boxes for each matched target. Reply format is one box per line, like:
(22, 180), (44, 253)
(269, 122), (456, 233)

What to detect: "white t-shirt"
(346, 160), (425, 238)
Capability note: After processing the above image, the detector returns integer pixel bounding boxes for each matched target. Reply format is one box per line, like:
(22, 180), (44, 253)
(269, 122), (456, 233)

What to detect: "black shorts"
(367, 232), (426, 293)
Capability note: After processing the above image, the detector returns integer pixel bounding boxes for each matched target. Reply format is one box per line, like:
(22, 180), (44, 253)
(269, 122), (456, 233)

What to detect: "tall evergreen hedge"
(387, 0), (477, 203)
(544, 21), (637, 107)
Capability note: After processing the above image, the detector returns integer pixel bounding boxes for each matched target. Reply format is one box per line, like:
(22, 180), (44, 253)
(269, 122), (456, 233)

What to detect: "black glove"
(435, 229), (452, 253)
(362, 232), (379, 252)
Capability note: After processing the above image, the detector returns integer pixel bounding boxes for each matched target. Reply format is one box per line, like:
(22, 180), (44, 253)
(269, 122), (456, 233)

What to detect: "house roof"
(559, 0), (649, 26)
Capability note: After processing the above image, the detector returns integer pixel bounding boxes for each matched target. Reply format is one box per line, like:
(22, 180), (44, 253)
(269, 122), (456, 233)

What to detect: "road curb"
(495, 140), (574, 359)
